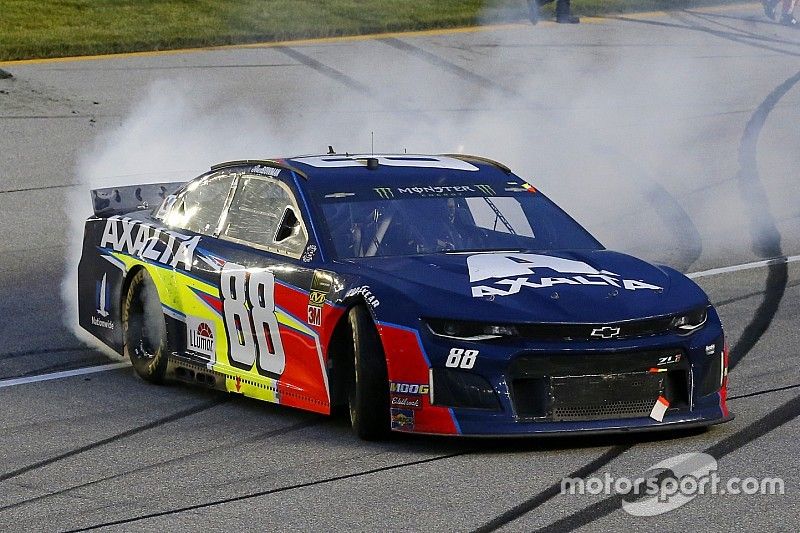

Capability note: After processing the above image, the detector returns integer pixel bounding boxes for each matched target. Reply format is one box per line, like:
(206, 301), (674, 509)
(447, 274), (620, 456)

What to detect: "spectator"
(528, 0), (580, 24)
(763, 0), (797, 26)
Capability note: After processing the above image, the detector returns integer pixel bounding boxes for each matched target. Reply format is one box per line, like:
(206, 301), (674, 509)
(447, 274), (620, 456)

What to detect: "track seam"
(0, 418), (322, 513)
(65, 451), (469, 531)
(0, 399), (225, 483)
(472, 445), (633, 533)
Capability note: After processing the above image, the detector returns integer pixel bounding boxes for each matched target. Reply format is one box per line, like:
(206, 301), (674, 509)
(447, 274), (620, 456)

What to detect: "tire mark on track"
(0, 399), (224, 483)
(527, 67), (800, 532)
(379, 37), (703, 272)
(0, 418), (322, 514)
(275, 47), (373, 96)
(713, 278), (800, 308)
(729, 382), (800, 401)
(473, 444), (633, 533)
(725, 69), (800, 370)
(614, 16), (800, 58)
(536, 392), (800, 532)
(0, 346), (86, 361)
(66, 451), (468, 531)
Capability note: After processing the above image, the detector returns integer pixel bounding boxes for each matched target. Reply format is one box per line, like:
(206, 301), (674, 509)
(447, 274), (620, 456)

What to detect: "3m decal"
(390, 408), (415, 430)
(467, 253), (663, 298)
(445, 348), (478, 369)
(345, 285), (380, 308)
(391, 394), (422, 410)
(307, 270), (334, 326)
(220, 263), (285, 376)
(100, 215), (199, 271)
(186, 315), (216, 360)
(390, 382), (429, 395)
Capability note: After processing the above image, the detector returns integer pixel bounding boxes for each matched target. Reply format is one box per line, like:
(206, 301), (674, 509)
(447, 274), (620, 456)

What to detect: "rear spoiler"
(91, 181), (184, 217)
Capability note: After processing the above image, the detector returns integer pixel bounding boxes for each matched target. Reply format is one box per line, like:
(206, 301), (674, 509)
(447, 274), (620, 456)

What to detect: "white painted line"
(687, 254), (800, 279)
(0, 361), (131, 389)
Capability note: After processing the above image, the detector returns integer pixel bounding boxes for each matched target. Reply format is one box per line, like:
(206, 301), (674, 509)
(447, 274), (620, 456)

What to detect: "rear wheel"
(347, 306), (390, 440)
(122, 269), (169, 383)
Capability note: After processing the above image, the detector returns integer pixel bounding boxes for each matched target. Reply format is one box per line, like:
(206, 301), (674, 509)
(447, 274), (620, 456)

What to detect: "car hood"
(344, 249), (708, 324)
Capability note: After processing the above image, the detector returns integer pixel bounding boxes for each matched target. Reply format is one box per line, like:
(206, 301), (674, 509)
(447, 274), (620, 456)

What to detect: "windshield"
(319, 193), (601, 258)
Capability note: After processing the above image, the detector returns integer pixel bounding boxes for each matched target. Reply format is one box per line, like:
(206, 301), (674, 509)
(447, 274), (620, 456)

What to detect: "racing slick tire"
(347, 305), (390, 440)
(122, 269), (169, 384)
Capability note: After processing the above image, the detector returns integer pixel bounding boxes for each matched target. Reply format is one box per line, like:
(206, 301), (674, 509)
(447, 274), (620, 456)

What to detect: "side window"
(220, 175), (308, 257)
(167, 173), (235, 235)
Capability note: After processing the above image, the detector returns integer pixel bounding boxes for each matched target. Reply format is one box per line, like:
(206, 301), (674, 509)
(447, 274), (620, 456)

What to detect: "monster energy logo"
(475, 184), (495, 195)
(374, 187), (394, 199)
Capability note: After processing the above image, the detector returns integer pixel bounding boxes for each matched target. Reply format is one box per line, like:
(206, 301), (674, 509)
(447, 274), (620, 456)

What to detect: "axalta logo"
(467, 253), (663, 298)
(100, 216), (200, 271)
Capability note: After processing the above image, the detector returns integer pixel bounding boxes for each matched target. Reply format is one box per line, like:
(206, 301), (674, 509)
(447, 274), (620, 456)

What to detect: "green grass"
(0, 0), (748, 62)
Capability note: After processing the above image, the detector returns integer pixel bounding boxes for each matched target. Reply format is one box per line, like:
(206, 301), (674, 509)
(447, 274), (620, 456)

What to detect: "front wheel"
(347, 306), (390, 440)
(122, 269), (169, 383)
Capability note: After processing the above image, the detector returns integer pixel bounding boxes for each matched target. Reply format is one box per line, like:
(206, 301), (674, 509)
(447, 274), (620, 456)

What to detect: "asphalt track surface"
(1, 4), (800, 531)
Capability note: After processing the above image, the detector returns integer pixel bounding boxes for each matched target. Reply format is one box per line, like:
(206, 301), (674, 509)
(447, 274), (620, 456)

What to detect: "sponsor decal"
(250, 165), (282, 177)
(96, 274), (110, 318)
(91, 315), (115, 330)
(591, 326), (621, 339)
(521, 182), (537, 193)
(100, 216), (200, 271)
(390, 382), (430, 395)
(374, 187), (394, 199)
(467, 253), (663, 298)
(92, 274), (115, 329)
(649, 395), (670, 422)
(307, 270), (334, 326)
(301, 244), (317, 263)
(344, 285), (380, 308)
(705, 344), (716, 356)
(391, 394), (422, 410)
(390, 408), (415, 430)
(395, 184), (495, 197)
(186, 315), (216, 359)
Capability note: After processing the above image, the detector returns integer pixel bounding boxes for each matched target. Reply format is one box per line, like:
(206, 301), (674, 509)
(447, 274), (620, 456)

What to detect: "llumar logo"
(467, 253), (663, 298)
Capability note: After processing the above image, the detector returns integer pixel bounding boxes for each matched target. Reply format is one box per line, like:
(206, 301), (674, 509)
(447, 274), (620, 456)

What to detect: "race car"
(78, 153), (731, 439)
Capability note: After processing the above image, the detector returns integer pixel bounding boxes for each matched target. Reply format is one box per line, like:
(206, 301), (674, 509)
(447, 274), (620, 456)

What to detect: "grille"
(509, 350), (690, 421)
(553, 399), (656, 421)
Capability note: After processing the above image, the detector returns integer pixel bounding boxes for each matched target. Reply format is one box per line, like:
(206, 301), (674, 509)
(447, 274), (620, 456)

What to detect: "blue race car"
(78, 153), (731, 439)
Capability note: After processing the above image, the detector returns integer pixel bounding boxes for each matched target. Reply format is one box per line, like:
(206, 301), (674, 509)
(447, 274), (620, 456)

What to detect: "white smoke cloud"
(62, 9), (797, 343)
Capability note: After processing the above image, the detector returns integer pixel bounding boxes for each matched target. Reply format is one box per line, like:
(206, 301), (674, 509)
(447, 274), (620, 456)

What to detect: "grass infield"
(1, 1), (750, 62)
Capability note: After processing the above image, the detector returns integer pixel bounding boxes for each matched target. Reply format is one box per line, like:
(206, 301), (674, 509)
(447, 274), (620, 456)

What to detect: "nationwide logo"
(187, 316), (215, 359)
(467, 253), (663, 298)
(91, 315), (115, 330)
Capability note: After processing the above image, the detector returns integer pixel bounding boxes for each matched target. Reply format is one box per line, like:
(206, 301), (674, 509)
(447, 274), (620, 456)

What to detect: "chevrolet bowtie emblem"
(591, 326), (621, 339)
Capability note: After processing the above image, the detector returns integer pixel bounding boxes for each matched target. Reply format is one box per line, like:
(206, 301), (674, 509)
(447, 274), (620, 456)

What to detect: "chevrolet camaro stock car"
(78, 153), (732, 439)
